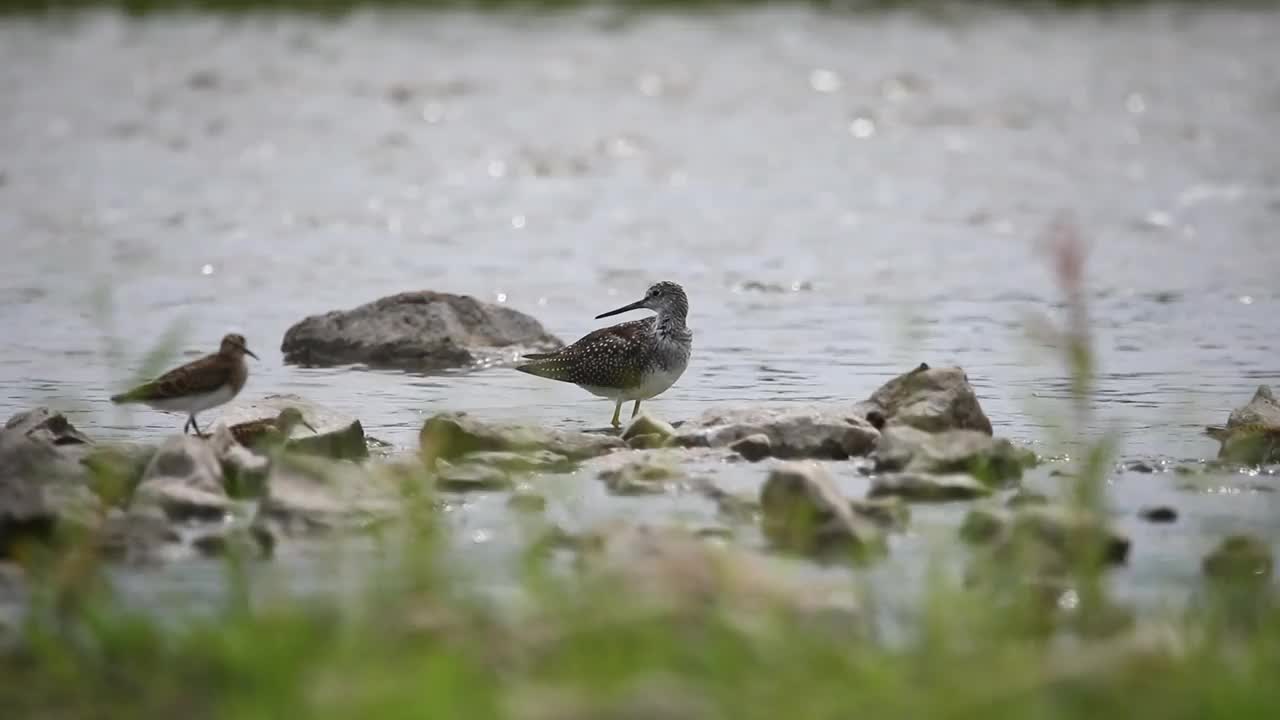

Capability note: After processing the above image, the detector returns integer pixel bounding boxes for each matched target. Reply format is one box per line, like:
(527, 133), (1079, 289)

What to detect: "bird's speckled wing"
(515, 318), (654, 389)
(229, 418), (277, 446)
(111, 353), (232, 403)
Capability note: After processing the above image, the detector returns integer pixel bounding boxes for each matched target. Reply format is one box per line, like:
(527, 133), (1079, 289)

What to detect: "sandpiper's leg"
(183, 417), (192, 434)
(190, 415), (203, 436)
(631, 400), (641, 418)
(610, 400), (622, 428)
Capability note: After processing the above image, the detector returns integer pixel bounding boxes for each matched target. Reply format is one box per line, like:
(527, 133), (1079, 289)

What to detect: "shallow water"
(1, 6), (1278, 614)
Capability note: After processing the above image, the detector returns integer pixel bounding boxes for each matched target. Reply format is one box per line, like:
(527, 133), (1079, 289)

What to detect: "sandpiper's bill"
(229, 407), (317, 450)
(516, 281), (692, 428)
(111, 333), (258, 435)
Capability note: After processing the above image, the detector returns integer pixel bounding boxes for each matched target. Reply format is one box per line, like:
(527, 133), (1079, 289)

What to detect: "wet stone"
(760, 461), (885, 557)
(868, 472), (992, 502)
(507, 491), (547, 513)
(1202, 535), (1273, 581)
(436, 461), (512, 493)
(1138, 506), (1178, 523)
(730, 433), (772, 462)
(853, 363), (993, 434)
(420, 413), (624, 465)
(1006, 490), (1049, 508)
(598, 457), (682, 496)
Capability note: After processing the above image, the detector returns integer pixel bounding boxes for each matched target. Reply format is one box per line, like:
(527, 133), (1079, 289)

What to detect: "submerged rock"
(507, 491), (548, 513)
(1138, 506), (1178, 523)
(280, 291), (561, 371)
(868, 472), (992, 502)
(420, 412), (623, 466)
(435, 461), (512, 492)
(959, 505), (1007, 543)
(759, 461), (884, 557)
(854, 363), (993, 434)
(573, 521), (864, 623)
(1202, 534), (1273, 581)
(872, 426), (1033, 486)
(595, 454), (684, 496)
(215, 394), (368, 460)
(675, 406), (879, 460)
(849, 496), (910, 531)
(259, 455), (404, 534)
(730, 433), (772, 462)
(1205, 386), (1280, 465)
(1008, 506), (1131, 567)
(95, 509), (182, 565)
(458, 450), (573, 473)
(191, 523), (275, 559)
(131, 436), (231, 522)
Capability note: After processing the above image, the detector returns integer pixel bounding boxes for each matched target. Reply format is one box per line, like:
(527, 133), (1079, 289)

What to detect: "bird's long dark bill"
(243, 347), (260, 360)
(595, 298), (647, 319)
(301, 421), (317, 434)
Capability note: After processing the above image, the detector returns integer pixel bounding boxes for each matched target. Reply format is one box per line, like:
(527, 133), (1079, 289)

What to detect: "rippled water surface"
(1, 6), (1278, 613)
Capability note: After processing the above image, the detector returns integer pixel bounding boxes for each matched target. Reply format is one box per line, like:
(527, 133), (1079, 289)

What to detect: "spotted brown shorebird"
(228, 407), (317, 450)
(516, 281), (692, 428)
(110, 333), (258, 435)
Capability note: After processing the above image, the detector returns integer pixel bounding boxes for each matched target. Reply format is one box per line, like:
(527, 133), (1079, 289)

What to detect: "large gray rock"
(759, 461), (885, 557)
(854, 363), (993, 434)
(1205, 386), (1280, 465)
(0, 408), (94, 556)
(280, 291), (562, 371)
(131, 436), (232, 522)
(420, 412), (624, 466)
(973, 505), (1131, 568)
(675, 406), (879, 460)
(214, 393), (368, 460)
(872, 425), (1034, 486)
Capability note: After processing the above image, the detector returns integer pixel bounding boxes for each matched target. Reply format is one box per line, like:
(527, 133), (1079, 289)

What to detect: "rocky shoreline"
(4, 348), (1274, 604)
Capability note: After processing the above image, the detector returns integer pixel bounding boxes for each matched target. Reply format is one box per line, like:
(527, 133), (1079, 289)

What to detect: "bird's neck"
(653, 310), (689, 342)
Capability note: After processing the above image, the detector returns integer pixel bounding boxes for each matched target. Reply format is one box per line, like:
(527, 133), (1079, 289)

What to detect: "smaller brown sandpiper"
(111, 333), (258, 435)
(228, 407), (317, 450)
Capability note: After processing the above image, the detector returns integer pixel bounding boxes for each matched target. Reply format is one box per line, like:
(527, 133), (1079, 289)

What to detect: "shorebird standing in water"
(111, 333), (258, 435)
(516, 281), (692, 429)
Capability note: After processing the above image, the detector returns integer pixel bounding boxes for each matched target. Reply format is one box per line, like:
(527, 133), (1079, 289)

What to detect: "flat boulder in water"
(419, 412), (624, 465)
(675, 405), (879, 460)
(280, 291), (562, 371)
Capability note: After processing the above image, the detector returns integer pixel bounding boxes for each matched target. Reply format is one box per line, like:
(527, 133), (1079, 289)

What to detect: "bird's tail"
(514, 353), (574, 381)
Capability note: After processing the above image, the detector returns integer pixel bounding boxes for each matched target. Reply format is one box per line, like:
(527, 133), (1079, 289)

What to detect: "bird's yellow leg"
(611, 400), (622, 428)
(632, 400), (641, 418)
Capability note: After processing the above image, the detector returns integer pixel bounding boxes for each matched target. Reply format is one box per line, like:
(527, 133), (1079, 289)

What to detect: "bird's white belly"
(580, 363), (687, 402)
(143, 385), (236, 415)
